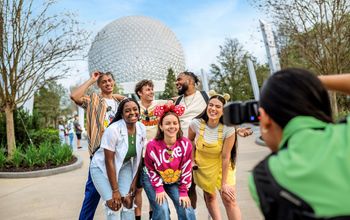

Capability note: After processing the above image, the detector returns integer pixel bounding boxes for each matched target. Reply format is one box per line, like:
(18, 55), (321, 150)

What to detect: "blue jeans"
(79, 164), (101, 220)
(141, 169), (196, 220)
(68, 133), (74, 148)
(90, 160), (135, 220)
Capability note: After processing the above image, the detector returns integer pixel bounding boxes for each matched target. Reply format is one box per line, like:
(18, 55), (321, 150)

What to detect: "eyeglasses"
(144, 109), (150, 121)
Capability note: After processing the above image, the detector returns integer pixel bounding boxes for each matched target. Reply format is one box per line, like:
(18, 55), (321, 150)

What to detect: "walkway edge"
(0, 154), (83, 178)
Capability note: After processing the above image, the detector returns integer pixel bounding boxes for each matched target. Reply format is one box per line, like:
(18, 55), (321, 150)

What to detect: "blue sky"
(50, 0), (268, 87)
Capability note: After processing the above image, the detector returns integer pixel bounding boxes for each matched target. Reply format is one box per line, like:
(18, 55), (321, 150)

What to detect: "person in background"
(73, 115), (82, 149)
(66, 117), (75, 149)
(70, 71), (125, 220)
(143, 104), (196, 220)
(58, 120), (66, 145)
(90, 98), (146, 220)
(189, 92), (244, 220)
(249, 69), (350, 219)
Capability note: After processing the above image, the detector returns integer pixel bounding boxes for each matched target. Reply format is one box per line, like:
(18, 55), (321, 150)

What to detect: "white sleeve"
(223, 125), (236, 139)
(100, 126), (118, 152)
(189, 119), (200, 133)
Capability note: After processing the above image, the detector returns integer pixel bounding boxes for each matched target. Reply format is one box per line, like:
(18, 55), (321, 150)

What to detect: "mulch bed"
(0, 156), (77, 172)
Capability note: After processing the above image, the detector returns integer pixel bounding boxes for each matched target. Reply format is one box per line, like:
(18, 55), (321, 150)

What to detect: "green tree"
(210, 38), (269, 101)
(34, 81), (67, 128)
(160, 68), (177, 99)
(252, 0), (350, 115)
(0, 0), (89, 156)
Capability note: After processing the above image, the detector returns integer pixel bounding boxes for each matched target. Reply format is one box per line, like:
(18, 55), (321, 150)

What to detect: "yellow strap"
(218, 123), (223, 144)
(199, 119), (206, 137)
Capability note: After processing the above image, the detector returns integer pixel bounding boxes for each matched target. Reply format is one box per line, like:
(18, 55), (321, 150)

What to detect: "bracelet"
(112, 188), (119, 193)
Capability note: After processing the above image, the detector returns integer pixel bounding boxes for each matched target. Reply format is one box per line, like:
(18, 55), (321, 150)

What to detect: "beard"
(177, 83), (188, 95)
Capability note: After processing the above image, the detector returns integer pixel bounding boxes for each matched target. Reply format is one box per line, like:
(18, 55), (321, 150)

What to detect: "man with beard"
(175, 71), (209, 138)
(71, 71), (125, 220)
(175, 71), (209, 214)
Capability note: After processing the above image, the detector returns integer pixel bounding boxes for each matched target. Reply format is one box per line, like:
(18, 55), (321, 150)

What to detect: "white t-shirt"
(189, 119), (235, 143)
(104, 98), (119, 128)
(178, 91), (207, 137)
(58, 124), (65, 136)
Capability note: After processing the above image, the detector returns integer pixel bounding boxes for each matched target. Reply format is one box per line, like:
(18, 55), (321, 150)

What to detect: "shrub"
(37, 142), (52, 166)
(52, 144), (72, 166)
(30, 129), (60, 146)
(11, 149), (24, 168)
(0, 149), (7, 168)
(24, 145), (38, 168)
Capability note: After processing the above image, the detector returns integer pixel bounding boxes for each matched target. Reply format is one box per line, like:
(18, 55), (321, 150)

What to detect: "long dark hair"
(260, 68), (333, 128)
(109, 98), (140, 126)
(195, 95), (238, 167)
(155, 111), (183, 141)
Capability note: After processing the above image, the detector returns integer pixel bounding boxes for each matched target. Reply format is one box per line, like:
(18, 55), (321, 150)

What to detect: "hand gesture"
(179, 196), (191, 208)
(155, 192), (166, 205)
(91, 71), (101, 82)
(106, 190), (122, 211)
(237, 127), (253, 137)
(221, 183), (236, 201)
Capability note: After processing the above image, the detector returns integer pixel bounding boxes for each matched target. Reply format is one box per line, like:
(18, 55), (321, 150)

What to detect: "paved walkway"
(0, 130), (268, 220)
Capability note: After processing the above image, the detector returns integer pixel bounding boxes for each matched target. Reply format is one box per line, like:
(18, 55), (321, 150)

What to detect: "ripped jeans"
(90, 160), (134, 220)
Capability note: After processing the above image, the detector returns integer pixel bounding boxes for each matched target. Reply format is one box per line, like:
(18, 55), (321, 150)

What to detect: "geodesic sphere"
(88, 16), (185, 84)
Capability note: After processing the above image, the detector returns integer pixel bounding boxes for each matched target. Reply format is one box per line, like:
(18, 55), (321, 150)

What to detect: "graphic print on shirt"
(103, 99), (118, 128)
(147, 140), (192, 186)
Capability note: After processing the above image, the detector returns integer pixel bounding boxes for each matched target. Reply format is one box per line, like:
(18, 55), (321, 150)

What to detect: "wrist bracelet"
(112, 188), (119, 193)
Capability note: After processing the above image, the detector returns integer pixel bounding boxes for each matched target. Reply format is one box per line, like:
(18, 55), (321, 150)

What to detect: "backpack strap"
(175, 95), (183, 105)
(200, 90), (209, 104)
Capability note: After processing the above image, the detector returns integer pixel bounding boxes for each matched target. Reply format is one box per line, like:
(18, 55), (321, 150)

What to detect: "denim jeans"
(68, 133), (74, 148)
(79, 164), (101, 220)
(141, 169), (196, 220)
(90, 160), (135, 220)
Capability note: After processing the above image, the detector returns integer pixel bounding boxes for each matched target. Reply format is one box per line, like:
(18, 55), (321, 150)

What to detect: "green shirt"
(249, 115), (350, 217)
(124, 134), (137, 162)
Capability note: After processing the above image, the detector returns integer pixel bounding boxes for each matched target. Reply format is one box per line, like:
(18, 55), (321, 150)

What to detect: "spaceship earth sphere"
(88, 16), (186, 93)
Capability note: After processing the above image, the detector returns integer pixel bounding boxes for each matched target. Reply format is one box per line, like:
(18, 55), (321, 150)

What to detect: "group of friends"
(70, 68), (350, 220)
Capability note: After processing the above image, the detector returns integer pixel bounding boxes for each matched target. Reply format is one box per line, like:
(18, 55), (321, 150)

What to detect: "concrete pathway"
(0, 131), (269, 220)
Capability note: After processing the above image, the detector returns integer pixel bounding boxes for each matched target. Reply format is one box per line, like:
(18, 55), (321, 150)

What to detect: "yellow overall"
(193, 120), (236, 194)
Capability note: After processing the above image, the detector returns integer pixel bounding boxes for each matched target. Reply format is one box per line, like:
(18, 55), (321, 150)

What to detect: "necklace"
(183, 92), (196, 108)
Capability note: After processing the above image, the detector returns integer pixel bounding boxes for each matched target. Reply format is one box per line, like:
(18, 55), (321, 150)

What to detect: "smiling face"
(122, 101), (140, 124)
(207, 98), (224, 121)
(98, 74), (115, 95)
(138, 85), (154, 102)
(176, 73), (190, 95)
(159, 113), (180, 139)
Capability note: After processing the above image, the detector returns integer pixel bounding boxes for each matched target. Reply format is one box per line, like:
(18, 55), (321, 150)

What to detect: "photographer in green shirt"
(249, 68), (350, 219)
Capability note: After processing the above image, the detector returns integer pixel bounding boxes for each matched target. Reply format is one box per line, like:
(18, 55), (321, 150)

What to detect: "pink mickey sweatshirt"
(144, 137), (193, 197)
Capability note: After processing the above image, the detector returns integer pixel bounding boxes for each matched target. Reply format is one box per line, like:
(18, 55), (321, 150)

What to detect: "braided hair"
(108, 98), (140, 126)
(180, 71), (200, 85)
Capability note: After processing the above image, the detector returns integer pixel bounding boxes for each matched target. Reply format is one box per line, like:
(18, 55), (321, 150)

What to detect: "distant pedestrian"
(73, 115), (83, 149)
(58, 120), (66, 145)
(66, 117), (75, 148)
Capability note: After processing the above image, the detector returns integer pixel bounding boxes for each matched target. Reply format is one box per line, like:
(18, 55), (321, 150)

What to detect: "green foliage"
(11, 149), (24, 168)
(24, 145), (38, 168)
(209, 38), (269, 101)
(30, 129), (60, 146)
(52, 144), (73, 166)
(34, 81), (68, 128)
(160, 68), (177, 99)
(0, 149), (7, 168)
(37, 142), (53, 166)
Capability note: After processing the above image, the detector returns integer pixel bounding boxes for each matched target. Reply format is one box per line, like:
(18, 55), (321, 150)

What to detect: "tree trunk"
(330, 92), (338, 118)
(5, 105), (16, 158)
